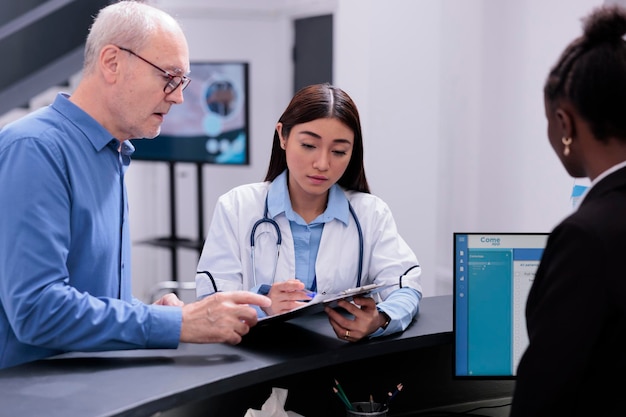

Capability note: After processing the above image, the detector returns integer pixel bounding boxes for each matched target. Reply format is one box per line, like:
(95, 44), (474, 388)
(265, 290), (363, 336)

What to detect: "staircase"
(0, 0), (111, 126)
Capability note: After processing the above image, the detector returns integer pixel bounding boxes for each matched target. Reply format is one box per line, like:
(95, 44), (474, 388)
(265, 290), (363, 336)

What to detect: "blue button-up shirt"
(0, 93), (181, 369)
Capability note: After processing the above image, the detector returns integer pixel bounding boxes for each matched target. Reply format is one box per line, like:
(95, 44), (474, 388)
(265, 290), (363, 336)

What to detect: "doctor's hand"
(262, 279), (313, 316)
(180, 291), (271, 345)
(325, 296), (386, 342)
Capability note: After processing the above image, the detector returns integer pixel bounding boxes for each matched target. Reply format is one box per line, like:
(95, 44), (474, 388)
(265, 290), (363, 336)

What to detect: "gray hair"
(83, 1), (182, 74)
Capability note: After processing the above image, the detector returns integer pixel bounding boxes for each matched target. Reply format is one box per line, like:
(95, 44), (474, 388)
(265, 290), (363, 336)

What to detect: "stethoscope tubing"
(251, 194), (363, 287)
(198, 195), (418, 294)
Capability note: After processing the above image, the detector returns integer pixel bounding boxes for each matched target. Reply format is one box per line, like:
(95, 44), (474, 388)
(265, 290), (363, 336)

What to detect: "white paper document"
(256, 282), (395, 325)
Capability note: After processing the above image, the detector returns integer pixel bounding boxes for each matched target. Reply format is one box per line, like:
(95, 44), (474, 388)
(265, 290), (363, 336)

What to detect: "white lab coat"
(195, 181), (422, 303)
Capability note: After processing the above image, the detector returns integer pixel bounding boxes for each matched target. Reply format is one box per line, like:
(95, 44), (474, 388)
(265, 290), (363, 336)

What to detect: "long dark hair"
(264, 83), (370, 193)
(544, 5), (626, 142)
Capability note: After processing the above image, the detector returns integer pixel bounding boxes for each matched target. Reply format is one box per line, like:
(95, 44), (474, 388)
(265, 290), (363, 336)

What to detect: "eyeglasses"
(117, 46), (191, 94)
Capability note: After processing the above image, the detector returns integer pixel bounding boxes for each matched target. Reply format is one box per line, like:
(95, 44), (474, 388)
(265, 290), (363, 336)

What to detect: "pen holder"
(346, 402), (387, 417)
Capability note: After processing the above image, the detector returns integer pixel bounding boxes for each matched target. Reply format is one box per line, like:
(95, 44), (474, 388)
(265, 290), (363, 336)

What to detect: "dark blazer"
(510, 165), (626, 417)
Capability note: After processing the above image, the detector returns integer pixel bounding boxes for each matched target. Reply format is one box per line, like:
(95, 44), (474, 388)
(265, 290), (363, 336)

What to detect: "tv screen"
(130, 62), (249, 164)
(453, 232), (549, 379)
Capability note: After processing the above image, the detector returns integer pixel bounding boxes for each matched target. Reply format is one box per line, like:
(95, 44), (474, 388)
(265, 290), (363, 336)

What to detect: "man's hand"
(153, 293), (184, 307)
(180, 291), (271, 345)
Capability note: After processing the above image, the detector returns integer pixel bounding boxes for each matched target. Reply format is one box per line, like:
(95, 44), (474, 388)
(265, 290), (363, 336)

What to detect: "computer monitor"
(453, 232), (549, 379)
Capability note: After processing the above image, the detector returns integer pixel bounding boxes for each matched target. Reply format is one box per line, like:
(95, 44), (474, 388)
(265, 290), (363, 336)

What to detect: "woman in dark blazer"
(510, 5), (626, 417)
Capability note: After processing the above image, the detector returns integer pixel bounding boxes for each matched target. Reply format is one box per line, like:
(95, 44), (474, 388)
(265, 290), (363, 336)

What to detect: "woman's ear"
(276, 122), (286, 149)
(555, 105), (576, 139)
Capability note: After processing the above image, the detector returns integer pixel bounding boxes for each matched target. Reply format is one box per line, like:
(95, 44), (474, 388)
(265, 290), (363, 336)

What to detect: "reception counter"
(0, 295), (513, 416)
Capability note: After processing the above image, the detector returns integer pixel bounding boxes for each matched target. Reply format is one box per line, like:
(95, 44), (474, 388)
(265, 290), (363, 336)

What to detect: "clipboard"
(256, 282), (395, 326)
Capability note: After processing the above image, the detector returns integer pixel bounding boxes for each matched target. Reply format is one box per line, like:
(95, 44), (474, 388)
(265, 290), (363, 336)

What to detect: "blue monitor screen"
(130, 62), (249, 164)
(453, 232), (549, 379)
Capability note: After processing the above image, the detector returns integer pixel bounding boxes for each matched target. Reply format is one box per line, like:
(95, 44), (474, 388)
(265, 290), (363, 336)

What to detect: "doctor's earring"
(562, 136), (572, 156)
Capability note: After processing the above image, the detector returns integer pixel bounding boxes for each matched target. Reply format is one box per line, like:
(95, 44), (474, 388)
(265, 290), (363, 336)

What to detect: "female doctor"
(195, 83), (422, 341)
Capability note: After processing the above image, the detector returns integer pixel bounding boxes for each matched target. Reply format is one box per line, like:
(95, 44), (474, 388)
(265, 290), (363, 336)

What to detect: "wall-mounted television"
(453, 232), (549, 379)
(130, 62), (249, 164)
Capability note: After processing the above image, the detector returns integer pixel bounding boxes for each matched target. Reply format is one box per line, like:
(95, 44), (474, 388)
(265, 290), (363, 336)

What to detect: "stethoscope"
(198, 195), (417, 294)
(250, 195), (364, 288)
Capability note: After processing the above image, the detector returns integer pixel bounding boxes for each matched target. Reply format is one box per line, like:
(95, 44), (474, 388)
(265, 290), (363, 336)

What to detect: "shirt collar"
(51, 93), (122, 153)
(266, 170), (350, 225)
(578, 160), (626, 207)
(121, 140), (135, 156)
(590, 160), (626, 187)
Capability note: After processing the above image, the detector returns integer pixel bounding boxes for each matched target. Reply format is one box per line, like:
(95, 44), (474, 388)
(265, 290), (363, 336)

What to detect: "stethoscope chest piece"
(250, 194), (363, 287)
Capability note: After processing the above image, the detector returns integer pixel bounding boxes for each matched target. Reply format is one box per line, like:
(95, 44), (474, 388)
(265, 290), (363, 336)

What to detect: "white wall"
(127, 0), (603, 302)
(334, 0), (601, 296)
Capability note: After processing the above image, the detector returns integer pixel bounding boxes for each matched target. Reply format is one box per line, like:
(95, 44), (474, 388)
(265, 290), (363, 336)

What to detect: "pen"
(296, 289), (316, 302)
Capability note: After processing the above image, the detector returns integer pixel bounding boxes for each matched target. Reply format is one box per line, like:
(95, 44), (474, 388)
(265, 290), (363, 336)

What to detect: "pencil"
(335, 378), (354, 411)
(387, 383), (403, 406)
(333, 387), (354, 410)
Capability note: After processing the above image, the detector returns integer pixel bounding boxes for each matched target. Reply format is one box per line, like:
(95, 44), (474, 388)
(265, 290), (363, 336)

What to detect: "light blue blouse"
(268, 171), (349, 291)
